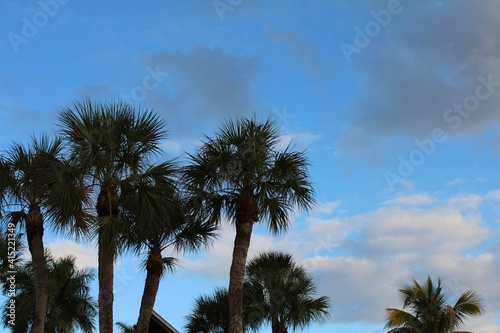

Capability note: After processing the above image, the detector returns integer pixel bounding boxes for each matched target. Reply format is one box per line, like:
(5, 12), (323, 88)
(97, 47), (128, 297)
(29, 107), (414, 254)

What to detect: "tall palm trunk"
(98, 238), (114, 333)
(97, 181), (119, 333)
(229, 191), (257, 333)
(228, 220), (253, 333)
(26, 203), (47, 333)
(135, 246), (163, 333)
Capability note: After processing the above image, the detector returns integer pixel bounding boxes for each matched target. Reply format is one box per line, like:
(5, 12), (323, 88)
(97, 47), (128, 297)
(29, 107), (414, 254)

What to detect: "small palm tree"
(245, 251), (330, 333)
(0, 136), (90, 333)
(58, 100), (167, 333)
(183, 117), (315, 333)
(385, 276), (485, 333)
(2, 252), (97, 333)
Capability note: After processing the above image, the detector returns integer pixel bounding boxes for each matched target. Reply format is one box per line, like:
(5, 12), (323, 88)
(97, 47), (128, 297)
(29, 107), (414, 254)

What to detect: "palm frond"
(184, 287), (231, 333)
(116, 321), (135, 333)
(385, 308), (420, 328)
(452, 290), (485, 327)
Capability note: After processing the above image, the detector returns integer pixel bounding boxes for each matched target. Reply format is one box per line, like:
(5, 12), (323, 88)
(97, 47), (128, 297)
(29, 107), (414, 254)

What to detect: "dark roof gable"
(148, 310), (179, 333)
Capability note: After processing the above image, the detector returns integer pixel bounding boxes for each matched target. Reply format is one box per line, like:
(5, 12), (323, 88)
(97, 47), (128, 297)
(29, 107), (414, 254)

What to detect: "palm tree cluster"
(0, 100), (320, 333)
(2, 99), (484, 333)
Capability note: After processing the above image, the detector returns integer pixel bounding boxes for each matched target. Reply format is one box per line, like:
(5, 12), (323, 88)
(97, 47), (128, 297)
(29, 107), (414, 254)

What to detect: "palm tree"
(58, 100), (167, 333)
(2, 252), (97, 333)
(245, 251), (330, 333)
(44, 255), (97, 333)
(183, 117), (315, 333)
(385, 276), (485, 333)
(0, 136), (90, 333)
(120, 166), (218, 333)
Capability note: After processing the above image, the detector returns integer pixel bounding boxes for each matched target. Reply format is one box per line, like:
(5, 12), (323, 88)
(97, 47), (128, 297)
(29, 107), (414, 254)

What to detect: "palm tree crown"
(385, 276), (485, 333)
(184, 117), (315, 233)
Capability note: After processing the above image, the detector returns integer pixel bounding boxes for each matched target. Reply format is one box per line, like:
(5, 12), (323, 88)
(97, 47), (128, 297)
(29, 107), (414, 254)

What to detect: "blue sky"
(1, 1), (500, 332)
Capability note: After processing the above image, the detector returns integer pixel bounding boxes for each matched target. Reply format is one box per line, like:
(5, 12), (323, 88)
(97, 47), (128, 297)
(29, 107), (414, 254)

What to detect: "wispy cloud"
(486, 189), (500, 201)
(445, 177), (466, 186)
(145, 46), (257, 124)
(313, 201), (342, 215)
(382, 193), (438, 206)
(266, 28), (328, 84)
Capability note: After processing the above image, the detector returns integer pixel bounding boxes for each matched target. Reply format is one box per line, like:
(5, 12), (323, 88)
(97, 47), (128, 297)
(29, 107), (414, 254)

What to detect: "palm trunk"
(135, 246), (162, 333)
(97, 181), (119, 333)
(229, 190), (258, 333)
(228, 219), (253, 333)
(98, 237), (114, 333)
(26, 203), (47, 333)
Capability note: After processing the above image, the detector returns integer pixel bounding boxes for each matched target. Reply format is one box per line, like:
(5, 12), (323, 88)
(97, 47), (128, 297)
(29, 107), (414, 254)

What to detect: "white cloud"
(447, 194), (483, 210)
(161, 140), (184, 155)
(486, 189), (500, 201)
(464, 314), (500, 333)
(445, 177), (466, 186)
(383, 193), (438, 206)
(288, 193), (496, 324)
(313, 201), (342, 214)
(46, 239), (97, 269)
(277, 132), (322, 151)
